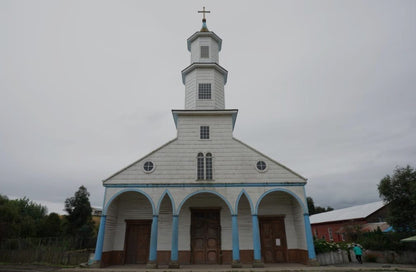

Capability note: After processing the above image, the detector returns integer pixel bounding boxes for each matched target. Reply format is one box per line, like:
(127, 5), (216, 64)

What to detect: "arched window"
(197, 153), (204, 180)
(196, 152), (213, 180)
(205, 153), (212, 180)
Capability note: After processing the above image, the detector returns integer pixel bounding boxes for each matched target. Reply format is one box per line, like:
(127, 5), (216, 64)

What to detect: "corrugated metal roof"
(310, 201), (385, 224)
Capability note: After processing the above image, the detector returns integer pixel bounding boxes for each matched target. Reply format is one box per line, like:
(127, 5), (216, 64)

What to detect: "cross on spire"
(198, 6), (210, 21)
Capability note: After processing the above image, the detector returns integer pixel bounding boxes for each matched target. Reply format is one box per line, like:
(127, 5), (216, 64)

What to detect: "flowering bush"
(314, 239), (354, 253)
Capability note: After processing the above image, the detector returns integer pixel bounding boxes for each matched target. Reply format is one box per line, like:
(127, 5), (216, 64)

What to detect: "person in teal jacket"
(353, 244), (363, 264)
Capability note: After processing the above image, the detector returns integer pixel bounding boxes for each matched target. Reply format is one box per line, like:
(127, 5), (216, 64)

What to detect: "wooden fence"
(0, 237), (94, 265)
(316, 249), (416, 265)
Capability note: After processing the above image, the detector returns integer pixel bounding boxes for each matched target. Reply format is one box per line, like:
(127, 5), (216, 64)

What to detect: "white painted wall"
(190, 36), (219, 63)
(104, 115), (305, 185)
(238, 194), (254, 249)
(184, 68), (225, 110)
(157, 195), (173, 250)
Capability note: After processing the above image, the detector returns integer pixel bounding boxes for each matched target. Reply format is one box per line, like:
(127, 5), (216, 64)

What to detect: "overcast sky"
(1, 1), (415, 214)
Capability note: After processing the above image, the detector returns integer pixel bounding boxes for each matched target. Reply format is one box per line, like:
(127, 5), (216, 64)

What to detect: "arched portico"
(254, 189), (313, 264)
(94, 190), (156, 267)
(173, 191), (233, 265)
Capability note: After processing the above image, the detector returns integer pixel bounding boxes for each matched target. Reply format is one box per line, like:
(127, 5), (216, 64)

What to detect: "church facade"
(93, 13), (316, 268)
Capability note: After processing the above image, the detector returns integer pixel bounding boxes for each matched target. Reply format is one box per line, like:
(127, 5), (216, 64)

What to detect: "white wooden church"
(93, 10), (316, 268)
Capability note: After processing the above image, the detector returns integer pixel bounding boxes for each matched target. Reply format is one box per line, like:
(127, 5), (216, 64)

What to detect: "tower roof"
(187, 31), (222, 52)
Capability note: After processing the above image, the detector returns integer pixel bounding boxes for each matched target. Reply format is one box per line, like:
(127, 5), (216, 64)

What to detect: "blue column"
(231, 215), (240, 262)
(93, 215), (107, 262)
(303, 213), (316, 259)
(170, 215), (179, 262)
(149, 215), (159, 262)
(251, 214), (262, 261)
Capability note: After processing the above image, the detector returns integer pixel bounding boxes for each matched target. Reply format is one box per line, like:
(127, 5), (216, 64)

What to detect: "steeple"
(181, 8), (228, 110)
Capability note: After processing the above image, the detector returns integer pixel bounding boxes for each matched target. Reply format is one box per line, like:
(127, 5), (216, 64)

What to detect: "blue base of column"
(93, 215), (107, 262)
(148, 215), (159, 268)
(170, 215), (179, 267)
(303, 213), (317, 260)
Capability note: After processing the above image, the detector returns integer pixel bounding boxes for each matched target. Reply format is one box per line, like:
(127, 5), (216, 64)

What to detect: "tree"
(0, 195), (49, 239)
(378, 165), (416, 233)
(64, 186), (95, 247)
(40, 213), (62, 237)
(307, 197), (334, 215)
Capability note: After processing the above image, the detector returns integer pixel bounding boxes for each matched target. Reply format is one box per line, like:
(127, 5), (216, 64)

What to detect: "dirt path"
(0, 264), (62, 272)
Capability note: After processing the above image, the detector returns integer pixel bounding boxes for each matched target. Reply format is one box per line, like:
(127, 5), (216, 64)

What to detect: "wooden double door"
(191, 209), (221, 264)
(259, 216), (288, 263)
(124, 220), (151, 264)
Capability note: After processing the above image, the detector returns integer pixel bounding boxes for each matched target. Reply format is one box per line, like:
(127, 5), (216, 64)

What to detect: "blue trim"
(105, 182), (305, 188)
(303, 214), (316, 259)
(156, 189), (175, 214)
(102, 187), (107, 211)
(232, 215), (240, 261)
(172, 112), (179, 128)
(176, 190), (234, 215)
(303, 186), (310, 214)
(255, 188), (307, 214)
(252, 215), (262, 261)
(149, 215), (159, 261)
(171, 215), (179, 261)
(235, 189), (254, 214)
(93, 215), (107, 261)
(103, 188), (156, 215)
(231, 112), (238, 131)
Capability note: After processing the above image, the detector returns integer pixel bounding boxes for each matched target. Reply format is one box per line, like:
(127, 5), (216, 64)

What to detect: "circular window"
(256, 161), (267, 172)
(143, 161), (155, 173)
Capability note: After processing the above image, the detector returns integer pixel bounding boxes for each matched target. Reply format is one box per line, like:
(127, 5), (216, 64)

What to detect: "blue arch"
(235, 189), (255, 215)
(176, 190), (234, 215)
(156, 189), (175, 214)
(103, 188), (156, 215)
(255, 188), (307, 214)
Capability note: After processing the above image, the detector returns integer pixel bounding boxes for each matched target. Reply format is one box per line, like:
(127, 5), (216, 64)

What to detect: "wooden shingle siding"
(157, 195), (173, 250)
(214, 70), (225, 108)
(184, 68), (225, 110)
(190, 36), (219, 63)
(105, 115), (305, 185)
(238, 195), (254, 249)
(185, 70), (196, 109)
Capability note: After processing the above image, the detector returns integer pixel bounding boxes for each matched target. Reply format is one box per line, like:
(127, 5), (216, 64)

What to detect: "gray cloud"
(1, 1), (415, 213)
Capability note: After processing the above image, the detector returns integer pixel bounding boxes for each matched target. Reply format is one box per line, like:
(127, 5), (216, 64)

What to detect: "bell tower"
(181, 7), (228, 110)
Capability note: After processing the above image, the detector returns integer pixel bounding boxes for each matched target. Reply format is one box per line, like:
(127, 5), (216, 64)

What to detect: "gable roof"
(310, 201), (385, 224)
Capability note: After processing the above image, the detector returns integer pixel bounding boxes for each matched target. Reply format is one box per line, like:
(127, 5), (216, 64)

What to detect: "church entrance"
(124, 220), (151, 264)
(259, 216), (288, 263)
(190, 209), (221, 264)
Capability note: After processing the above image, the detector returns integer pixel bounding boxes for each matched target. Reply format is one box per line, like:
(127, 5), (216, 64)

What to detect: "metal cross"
(198, 6), (210, 20)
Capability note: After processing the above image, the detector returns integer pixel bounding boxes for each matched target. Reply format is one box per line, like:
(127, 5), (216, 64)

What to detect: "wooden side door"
(259, 216), (288, 263)
(124, 220), (151, 264)
(191, 209), (221, 264)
